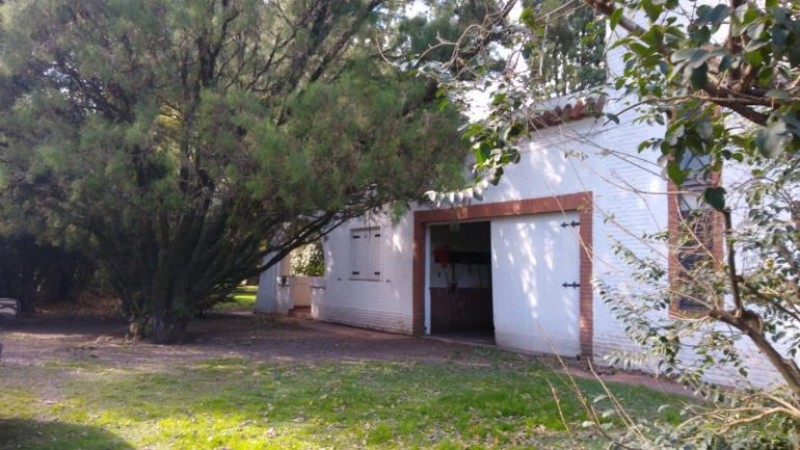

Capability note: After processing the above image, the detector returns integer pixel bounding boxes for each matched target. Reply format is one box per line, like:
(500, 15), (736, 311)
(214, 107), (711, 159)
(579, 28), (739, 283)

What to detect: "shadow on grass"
(0, 418), (134, 450)
(0, 315), (129, 338)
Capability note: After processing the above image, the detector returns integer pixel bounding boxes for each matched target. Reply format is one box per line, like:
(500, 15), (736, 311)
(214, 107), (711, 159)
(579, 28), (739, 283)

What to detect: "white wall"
(254, 255), (291, 314)
(311, 109), (787, 388)
(482, 110), (671, 360)
(506, 109), (788, 388)
(318, 110), (669, 345)
(492, 212), (582, 357)
(316, 213), (416, 334)
(307, 2), (791, 388)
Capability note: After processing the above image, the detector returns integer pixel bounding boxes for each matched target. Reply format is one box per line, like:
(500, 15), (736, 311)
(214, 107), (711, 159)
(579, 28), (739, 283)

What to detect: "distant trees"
(0, 234), (94, 314)
(521, 0), (607, 97)
(0, 0), (470, 342)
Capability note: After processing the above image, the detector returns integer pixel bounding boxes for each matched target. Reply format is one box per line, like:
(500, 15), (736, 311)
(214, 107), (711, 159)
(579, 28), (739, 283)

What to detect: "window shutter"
(349, 228), (381, 280)
(368, 230), (381, 278)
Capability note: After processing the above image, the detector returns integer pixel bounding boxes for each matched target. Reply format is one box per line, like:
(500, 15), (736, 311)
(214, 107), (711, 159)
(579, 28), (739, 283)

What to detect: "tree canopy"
(0, 0), (470, 342)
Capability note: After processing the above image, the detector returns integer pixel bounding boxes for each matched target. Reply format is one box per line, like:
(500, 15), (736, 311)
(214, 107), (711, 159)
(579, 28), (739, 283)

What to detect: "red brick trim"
(666, 180), (682, 317)
(667, 179), (724, 316)
(412, 192), (594, 358)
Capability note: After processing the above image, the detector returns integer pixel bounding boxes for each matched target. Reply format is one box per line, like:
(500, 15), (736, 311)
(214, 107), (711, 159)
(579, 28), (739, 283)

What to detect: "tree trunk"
(129, 311), (190, 344)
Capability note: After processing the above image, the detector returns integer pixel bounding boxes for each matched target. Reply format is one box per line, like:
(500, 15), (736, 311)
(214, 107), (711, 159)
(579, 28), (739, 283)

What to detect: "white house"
(314, 100), (657, 358)
(255, 10), (790, 389)
(304, 99), (787, 388)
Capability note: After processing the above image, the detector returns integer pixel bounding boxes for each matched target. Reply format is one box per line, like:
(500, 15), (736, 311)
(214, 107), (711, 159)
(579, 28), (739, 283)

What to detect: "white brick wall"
(313, 94), (787, 389)
(312, 303), (412, 335)
(315, 212), (415, 335)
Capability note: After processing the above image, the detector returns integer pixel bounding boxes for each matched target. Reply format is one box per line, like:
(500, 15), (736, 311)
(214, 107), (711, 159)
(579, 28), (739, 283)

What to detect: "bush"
(290, 242), (325, 277)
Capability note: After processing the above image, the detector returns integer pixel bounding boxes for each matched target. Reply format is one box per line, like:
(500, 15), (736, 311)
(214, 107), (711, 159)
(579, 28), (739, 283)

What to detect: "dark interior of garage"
(428, 221), (494, 341)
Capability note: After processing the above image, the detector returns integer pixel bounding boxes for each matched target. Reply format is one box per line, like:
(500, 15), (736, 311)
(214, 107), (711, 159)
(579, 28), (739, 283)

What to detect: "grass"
(0, 351), (691, 449)
(214, 285), (258, 312)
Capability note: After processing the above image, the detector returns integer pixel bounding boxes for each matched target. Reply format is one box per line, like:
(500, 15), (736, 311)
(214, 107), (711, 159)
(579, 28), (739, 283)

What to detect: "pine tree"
(0, 0), (468, 342)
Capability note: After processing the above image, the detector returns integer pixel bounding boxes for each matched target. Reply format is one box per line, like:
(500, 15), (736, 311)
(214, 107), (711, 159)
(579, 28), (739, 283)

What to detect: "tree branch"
(585, 0), (770, 126)
(710, 308), (800, 395)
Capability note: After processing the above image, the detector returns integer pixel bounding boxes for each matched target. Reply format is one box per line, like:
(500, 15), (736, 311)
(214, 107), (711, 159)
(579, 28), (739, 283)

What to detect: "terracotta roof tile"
(528, 95), (607, 130)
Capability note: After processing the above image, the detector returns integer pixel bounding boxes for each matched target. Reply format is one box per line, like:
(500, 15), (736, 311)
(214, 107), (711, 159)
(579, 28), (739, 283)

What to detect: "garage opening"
(428, 221), (494, 343)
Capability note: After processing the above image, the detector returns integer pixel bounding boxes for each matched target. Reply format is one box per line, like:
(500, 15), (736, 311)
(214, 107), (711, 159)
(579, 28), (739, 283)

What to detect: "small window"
(668, 154), (722, 314)
(674, 201), (717, 311)
(350, 228), (381, 281)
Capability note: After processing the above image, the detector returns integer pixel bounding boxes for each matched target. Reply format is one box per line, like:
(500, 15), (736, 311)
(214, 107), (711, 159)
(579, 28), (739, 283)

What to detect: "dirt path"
(0, 311), (692, 396)
(0, 312), (484, 368)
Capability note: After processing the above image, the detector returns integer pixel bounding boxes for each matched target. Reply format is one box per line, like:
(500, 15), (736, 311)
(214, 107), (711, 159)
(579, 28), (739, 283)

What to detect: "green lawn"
(214, 285), (258, 312)
(0, 354), (689, 449)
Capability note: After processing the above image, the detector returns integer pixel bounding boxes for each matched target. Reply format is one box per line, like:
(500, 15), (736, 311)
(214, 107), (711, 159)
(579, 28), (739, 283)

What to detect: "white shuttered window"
(350, 228), (381, 281)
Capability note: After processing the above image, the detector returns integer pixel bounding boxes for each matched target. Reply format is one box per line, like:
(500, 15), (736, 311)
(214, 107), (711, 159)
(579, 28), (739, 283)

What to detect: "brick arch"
(412, 192), (595, 358)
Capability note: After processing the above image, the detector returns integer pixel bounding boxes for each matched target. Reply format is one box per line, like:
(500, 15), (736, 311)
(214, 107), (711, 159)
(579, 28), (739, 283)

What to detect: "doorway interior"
(427, 221), (494, 343)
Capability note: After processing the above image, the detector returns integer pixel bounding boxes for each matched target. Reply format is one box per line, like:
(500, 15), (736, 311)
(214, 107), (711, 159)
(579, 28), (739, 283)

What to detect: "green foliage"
(290, 242), (325, 277)
(0, 0), (468, 342)
(593, 1), (800, 444)
(582, 0), (800, 445)
(597, 199), (800, 448)
(393, 0), (513, 76)
(424, 0), (800, 445)
(609, 0), (800, 193)
(414, 1), (608, 196)
(521, 0), (607, 97)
